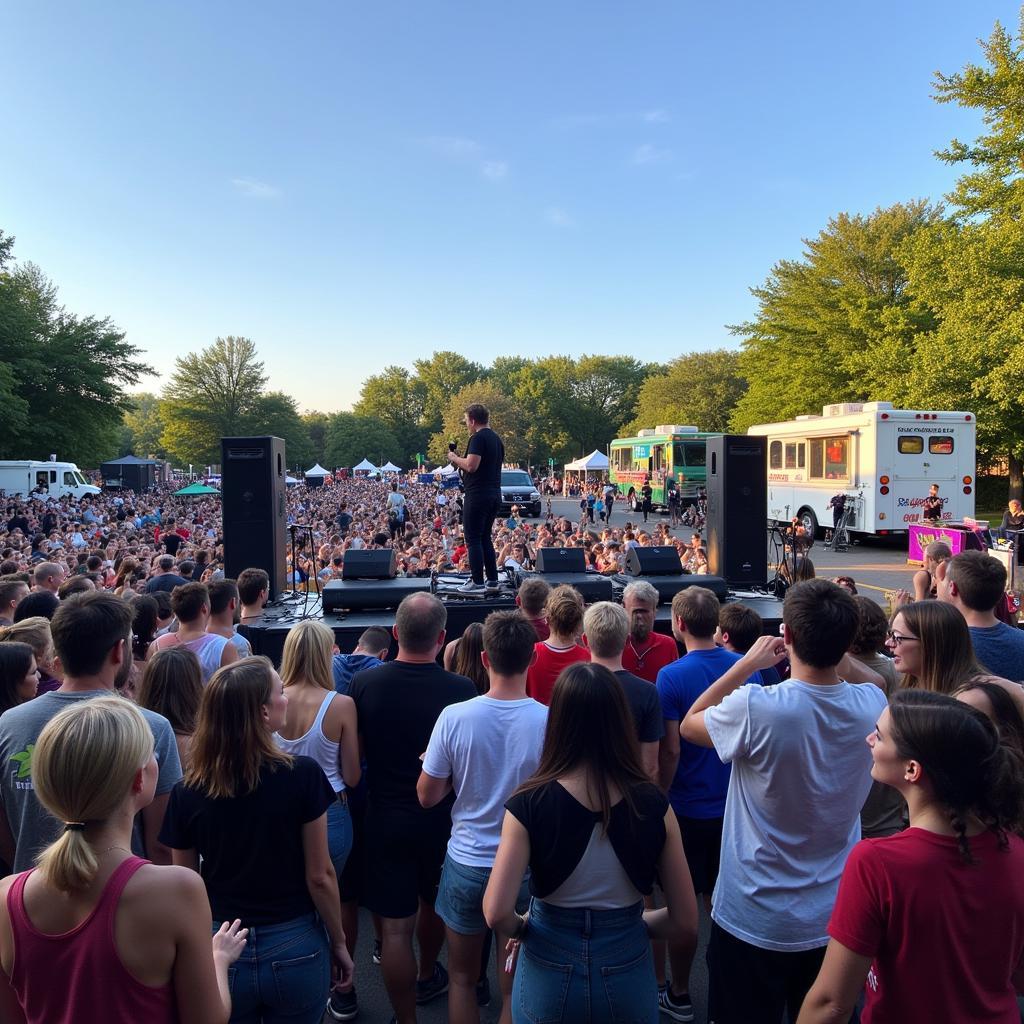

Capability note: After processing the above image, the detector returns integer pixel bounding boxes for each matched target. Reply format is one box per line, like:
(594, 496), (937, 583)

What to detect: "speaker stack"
(621, 546), (728, 604)
(324, 549), (431, 612)
(529, 546), (613, 602)
(221, 436), (288, 599)
(706, 435), (768, 587)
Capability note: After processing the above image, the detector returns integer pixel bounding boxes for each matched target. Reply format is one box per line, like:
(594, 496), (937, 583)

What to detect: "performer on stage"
(447, 403), (504, 594)
(921, 483), (943, 524)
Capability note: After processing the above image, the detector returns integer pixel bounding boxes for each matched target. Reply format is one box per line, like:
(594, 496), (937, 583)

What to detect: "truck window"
(64, 472), (76, 486)
(784, 443), (799, 469)
(898, 436), (924, 454)
(683, 443), (705, 467)
(798, 442), (805, 468)
(35, 472), (48, 489)
(929, 435), (954, 454)
(810, 436), (849, 480)
(769, 441), (783, 469)
(653, 444), (664, 474)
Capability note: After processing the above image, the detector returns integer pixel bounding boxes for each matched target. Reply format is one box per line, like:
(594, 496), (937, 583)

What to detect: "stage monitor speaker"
(706, 435), (768, 587)
(624, 546), (683, 576)
(323, 577), (431, 612)
(342, 549), (397, 580)
(522, 571), (613, 603)
(221, 436), (287, 599)
(536, 547), (587, 574)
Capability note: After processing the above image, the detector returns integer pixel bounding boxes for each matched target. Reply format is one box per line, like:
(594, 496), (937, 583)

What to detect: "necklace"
(627, 637), (656, 666)
(99, 845), (132, 856)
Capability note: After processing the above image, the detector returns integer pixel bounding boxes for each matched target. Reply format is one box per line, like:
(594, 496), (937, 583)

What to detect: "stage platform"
(239, 586), (786, 666)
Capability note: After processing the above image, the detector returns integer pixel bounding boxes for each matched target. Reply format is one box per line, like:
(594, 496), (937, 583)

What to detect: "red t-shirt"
(621, 631), (679, 683)
(527, 616), (550, 642)
(526, 641), (590, 705)
(829, 828), (1024, 1024)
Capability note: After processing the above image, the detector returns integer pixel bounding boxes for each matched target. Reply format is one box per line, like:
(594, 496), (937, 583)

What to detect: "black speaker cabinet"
(221, 436), (287, 599)
(342, 549), (397, 580)
(536, 547), (587, 574)
(624, 545), (684, 576)
(323, 577), (430, 612)
(706, 435), (768, 587)
(520, 571), (613, 603)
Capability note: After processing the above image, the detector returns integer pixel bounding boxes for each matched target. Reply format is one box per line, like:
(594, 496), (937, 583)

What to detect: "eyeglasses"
(885, 630), (919, 646)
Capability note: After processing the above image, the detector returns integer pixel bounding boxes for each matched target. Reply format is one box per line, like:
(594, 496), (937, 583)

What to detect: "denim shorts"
(214, 912), (330, 1024)
(435, 852), (530, 935)
(512, 899), (656, 1024)
(327, 797), (353, 882)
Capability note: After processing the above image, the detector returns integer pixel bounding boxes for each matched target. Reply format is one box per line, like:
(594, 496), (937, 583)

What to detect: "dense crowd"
(0, 478), (1022, 1023)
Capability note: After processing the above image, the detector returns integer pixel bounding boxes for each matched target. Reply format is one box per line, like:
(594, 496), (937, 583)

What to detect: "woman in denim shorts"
(484, 663), (697, 1023)
(161, 656), (354, 1024)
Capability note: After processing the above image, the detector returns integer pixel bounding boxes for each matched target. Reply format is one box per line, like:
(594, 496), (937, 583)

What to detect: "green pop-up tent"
(174, 482), (221, 496)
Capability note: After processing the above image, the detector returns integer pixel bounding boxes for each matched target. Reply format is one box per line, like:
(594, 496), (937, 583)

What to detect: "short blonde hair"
(34, 697), (153, 893)
(0, 616), (54, 663)
(583, 602), (629, 659)
(280, 620), (335, 692)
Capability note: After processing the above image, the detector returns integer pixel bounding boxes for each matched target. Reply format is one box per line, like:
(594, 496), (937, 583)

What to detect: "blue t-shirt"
(970, 623), (1024, 683)
(656, 647), (761, 819)
(333, 653), (385, 695)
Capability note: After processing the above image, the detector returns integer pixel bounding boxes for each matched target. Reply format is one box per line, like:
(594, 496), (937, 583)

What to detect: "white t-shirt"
(422, 695), (548, 868)
(705, 678), (887, 952)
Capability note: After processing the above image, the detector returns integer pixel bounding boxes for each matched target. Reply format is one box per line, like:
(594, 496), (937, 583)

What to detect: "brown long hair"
(896, 601), (983, 694)
(513, 662), (650, 830)
(185, 656), (291, 798)
(453, 623), (489, 695)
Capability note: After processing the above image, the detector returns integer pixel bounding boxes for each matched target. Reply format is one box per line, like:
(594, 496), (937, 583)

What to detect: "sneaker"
(326, 988), (358, 1021)
(456, 579), (485, 594)
(476, 976), (491, 1007)
(371, 939), (382, 965)
(658, 987), (694, 1022)
(484, 578), (501, 593)
(415, 962), (449, 1005)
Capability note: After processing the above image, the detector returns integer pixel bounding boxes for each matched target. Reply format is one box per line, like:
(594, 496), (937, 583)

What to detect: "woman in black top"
(484, 663), (696, 1023)
(160, 656), (353, 1023)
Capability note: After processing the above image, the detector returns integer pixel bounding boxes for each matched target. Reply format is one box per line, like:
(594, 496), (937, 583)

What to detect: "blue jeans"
(216, 912), (330, 1024)
(512, 899), (657, 1024)
(327, 798), (353, 881)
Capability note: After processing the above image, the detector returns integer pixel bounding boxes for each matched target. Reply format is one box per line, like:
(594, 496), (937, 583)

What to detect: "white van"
(0, 461), (101, 501)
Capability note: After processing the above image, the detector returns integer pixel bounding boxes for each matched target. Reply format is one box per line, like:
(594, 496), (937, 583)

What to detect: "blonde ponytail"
(33, 697), (153, 893)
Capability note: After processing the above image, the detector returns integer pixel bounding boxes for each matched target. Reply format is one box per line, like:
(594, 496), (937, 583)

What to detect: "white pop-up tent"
(352, 458), (377, 474)
(438, 463), (459, 476)
(562, 449), (610, 493)
(304, 463), (331, 489)
(380, 461), (403, 473)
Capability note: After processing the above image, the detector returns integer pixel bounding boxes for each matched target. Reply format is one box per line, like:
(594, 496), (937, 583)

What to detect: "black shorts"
(707, 922), (826, 1024)
(676, 813), (723, 895)
(338, 787), (366, 903)
(362, 809), (451, 919)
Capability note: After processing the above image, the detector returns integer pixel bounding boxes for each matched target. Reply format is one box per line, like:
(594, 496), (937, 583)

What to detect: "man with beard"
(0, 592), (181, 872)
(620, 580), (679, 683)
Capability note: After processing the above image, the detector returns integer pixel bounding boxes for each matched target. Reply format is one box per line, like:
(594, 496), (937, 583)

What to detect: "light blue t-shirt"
(422, 695), (548, 868)
(970, 623), (1024, 683)
(705, 678), (887, 952)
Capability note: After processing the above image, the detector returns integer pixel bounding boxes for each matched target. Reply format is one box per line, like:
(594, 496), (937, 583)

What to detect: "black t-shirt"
(463, 427), (504, 493)
(349, 661), (477, 817)
(922, 495), (943, 521)
(615, 670), (665, 744)
(162, 532), (184, 555)
(337, 512), (353, 531)
(506, 780), (667, 899)
(159, 756), (334, 925)
(641, 484), (653, 504)
(144, 573), (189, 594)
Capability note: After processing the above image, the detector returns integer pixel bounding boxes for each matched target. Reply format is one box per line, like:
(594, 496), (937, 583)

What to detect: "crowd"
(0, 472), (1023, 1023)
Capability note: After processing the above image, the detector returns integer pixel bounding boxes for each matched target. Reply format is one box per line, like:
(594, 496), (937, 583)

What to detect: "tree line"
(5, 12), (1024, 495)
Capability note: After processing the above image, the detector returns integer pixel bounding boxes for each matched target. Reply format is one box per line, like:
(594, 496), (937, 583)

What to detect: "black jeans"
(462, 490), (500, 584)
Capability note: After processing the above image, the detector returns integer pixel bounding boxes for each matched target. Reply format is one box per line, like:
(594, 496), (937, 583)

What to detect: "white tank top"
(274, 691), (345, 792)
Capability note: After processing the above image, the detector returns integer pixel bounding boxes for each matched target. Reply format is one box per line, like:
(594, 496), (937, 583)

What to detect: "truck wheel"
(798, 508), (819, 539)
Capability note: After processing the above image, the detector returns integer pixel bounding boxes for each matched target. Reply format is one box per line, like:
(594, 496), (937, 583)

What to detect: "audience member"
(0, 617), (59, 695)
(525, 586), (589, 705)
(148, 583), (238, 682)
(136, 647), (204, 770)
(206, 579), (252, 658)
(237, 567), (270, 622)
(886, 600), (985, 694)
(0, 577), (29, 627)
(911, 540), (951, 602)
(621, 581), (678, 682)
(515, 577), (551, 641)
(717, 603), (782, 685)
(143, 555), (189, 595)
(332, 626), (390, 695)
(12, 590), (59, 623)
(0, 642), (39, 717)
(849, 597), (898, 694)
(444, 622), (490, 696)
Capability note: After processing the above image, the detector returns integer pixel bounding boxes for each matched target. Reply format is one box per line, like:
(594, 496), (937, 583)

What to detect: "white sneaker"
(484, 579), (501, 592)
(456, 579), (485, 594)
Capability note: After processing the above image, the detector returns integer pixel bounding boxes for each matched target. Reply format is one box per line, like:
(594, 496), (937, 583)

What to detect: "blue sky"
(2, 1), (1015, 412)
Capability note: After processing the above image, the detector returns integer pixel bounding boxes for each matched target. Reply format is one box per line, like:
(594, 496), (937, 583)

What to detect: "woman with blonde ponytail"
(0, 697), (247, 1023)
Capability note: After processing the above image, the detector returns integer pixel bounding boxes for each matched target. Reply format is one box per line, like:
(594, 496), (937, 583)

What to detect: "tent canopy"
(352, 458), (377, 471)
(439, 463), (458, 475)
(102, 454), (162, 465)
(174, 482), (221, 496)
(285, 475), (301, 485)
(304, 463), (331, 477)
(564, 449), (609, 471)
(380, 461), (402, 473)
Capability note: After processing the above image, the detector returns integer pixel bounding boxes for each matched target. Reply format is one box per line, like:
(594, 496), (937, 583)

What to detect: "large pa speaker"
(624, 546), (684, 576)
(222, 436), (287, 599)
(323, 577), (431, 612)
(536, 547), (587, 573)
(342, 549), (397, 579)
(706, 435), (768, 587)
(520, 571), (613, 603)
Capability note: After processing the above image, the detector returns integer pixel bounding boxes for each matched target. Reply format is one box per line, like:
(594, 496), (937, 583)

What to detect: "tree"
(728, 202), (941, 432)
(412, 351), (486, 435)
(253, 391), (314, 469)
(120, 393), (166, 458)
(428, 383), (530, 467)
(302, 411), (330, 466)
(352, 366), (427, 464)
(160, 336), (268, 465)
(0, 236), (153, 465)
(324, 413), (401, 469)
(628, 349), (746, 433)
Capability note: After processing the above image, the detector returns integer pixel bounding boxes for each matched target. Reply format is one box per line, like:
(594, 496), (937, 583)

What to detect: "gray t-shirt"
(0, 690), (182, 872)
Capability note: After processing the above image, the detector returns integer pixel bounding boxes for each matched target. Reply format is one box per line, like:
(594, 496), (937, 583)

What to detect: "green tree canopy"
(428, 383), (530, 466)
(352, 365), (428, 465)
(628, 349), (746, 434)
(120, 392), (166, 459)
(412, 350), (486, 435)
(324, 413), (402, 469)
(254, 391), (314, 469)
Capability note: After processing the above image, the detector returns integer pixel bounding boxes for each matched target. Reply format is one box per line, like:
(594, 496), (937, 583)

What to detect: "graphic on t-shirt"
(10, 744), (34, 784)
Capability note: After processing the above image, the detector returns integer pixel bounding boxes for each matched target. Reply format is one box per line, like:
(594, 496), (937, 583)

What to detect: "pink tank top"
(7, 856), (177, 1024)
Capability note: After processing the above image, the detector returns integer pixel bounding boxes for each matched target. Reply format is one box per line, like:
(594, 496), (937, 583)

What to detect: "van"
(0, 461), (102, 501)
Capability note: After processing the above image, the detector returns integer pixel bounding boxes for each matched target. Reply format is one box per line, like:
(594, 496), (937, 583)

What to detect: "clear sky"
(2, 1), (1015, 412)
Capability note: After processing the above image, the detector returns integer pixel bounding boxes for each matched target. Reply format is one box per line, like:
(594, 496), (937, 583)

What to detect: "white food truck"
(747, 402), (976, 538)
(0, 460), (101, 501)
